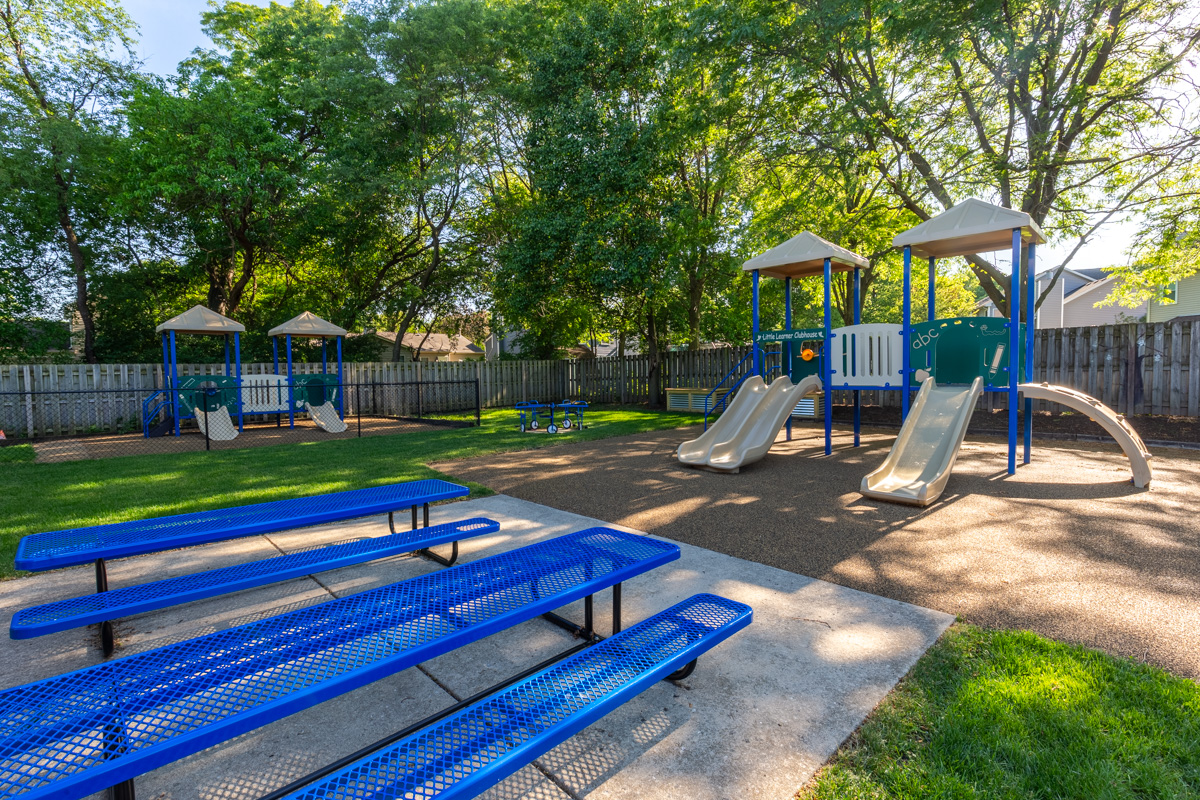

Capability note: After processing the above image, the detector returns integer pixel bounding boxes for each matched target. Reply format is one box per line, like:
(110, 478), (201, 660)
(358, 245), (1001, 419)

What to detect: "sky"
(122, 0), (1139, 277)
(123, 0), (269, 77)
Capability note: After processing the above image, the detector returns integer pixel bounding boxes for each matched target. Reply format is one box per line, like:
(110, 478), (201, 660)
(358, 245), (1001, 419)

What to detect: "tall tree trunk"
(646, 307), (660, 407)
(56, 202), (97, 363)
(687, 269), (703, 350)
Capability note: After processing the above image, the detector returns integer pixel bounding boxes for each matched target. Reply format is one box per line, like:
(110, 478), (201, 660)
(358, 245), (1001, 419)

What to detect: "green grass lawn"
(801, 624), (1200, 800)
(0, 405), (700, 578)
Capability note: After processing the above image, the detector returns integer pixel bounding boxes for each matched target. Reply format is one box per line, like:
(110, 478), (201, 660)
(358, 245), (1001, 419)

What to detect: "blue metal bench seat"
(15, 479), (469, 571)
(0, 528), (678, 800)
(9, 517), (501, 641)
(281, 594), (751, 800)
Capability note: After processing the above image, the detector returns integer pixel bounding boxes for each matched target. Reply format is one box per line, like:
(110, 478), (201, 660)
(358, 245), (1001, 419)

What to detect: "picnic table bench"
(0, 528), (680, 800)
(275, 594), (751, 800)
(13, 480), (470, 654)
(10, 517), (501, 641)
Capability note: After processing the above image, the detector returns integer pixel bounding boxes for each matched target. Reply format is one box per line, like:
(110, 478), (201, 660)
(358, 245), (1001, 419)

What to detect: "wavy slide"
(678, 374), (823, 472)
(306, 401), (349, 433)
(194, 406), (239, 441)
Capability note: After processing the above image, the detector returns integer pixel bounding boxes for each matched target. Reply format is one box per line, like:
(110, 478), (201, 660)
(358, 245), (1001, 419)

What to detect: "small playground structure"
(144, 307), (348, 440)
(515, 400), (588, 433)
(678, 200), (1152, 503)
(267, 312), (348, 433)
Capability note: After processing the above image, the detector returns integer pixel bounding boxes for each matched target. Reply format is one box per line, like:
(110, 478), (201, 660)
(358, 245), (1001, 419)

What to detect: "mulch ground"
(27, 416), (467, 463)
(438, 424), (1200, 680)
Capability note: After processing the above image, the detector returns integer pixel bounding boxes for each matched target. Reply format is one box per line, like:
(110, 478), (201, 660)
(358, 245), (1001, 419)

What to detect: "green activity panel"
(908, 317), (1025, 389)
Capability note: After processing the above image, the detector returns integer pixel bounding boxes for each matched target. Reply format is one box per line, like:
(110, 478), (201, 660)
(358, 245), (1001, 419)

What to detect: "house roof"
(156, 305), (245, 335)
(268, 311), (347, 339)
(373, 331), (482, 354)
(893, 199), (1047, 259)
(742, 231), (869, 279)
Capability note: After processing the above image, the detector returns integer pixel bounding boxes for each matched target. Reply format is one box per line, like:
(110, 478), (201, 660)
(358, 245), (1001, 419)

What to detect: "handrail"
(702, 351), (752, 430)
(141, 389), (169, 436)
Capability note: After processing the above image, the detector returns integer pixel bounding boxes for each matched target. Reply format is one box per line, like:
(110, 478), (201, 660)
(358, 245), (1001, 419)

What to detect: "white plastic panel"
(828, 324), (905, 388)
(241, 374), (293, 413)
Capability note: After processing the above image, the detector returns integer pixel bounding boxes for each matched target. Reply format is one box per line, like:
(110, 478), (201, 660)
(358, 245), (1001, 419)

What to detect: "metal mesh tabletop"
(285, 594), (752, 800)
(11, 518), (501, 639)
(15, 480), (469, 571)
(0, 528), (678, 800)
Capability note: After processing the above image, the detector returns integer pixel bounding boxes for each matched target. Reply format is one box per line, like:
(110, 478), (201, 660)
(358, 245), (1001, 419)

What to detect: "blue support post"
(1008, 229), (1021, 475)
(785, 276), (793, 442)
(751, 270), (761, 376)
(1024, 241), (1036, 464)
(234, 332), (243, 432)
(927, 256), (936, 321)
(853, 266), (861, 447)
(286, 334), (295, 429)
(823, 257), (833, 456)
(336, 336), (345, 419)
(169, 331), (180, 437)
(901, 246), (912, 420)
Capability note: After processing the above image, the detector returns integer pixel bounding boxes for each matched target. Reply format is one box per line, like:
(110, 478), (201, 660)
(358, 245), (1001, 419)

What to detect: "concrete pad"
(0, 495), (950, 799)
(419, 496), (952, 800)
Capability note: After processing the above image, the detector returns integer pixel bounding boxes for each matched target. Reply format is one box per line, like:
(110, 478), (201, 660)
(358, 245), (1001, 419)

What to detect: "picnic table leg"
(412, 502), (459, 565)
(386, 504), (459, 567)
(108, 778), (135, 800)
(612, 582), (622, 634)
(95, 558), (115, 656)
(542, 592), (598, 640)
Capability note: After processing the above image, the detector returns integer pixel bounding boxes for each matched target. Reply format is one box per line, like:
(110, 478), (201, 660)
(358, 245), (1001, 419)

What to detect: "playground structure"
(144, 307), (348, 439)
(267, 311), (348, 433)
(516, 400), (588, 434)
(678, 200), (1152, 503)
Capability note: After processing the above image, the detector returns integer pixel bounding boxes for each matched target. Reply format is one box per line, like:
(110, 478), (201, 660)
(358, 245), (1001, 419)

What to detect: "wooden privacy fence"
(2, 320), (1197, 437)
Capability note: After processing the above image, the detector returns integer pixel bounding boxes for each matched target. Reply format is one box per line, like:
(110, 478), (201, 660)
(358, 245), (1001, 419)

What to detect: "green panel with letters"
(908, 317), (1024, 388)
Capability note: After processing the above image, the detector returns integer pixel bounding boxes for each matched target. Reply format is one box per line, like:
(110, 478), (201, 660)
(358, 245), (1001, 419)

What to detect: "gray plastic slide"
(194, 405), (239, 441)
(1018, 382), (1152, 487)
(306, 401), (349, 433)
(677, 374), (823, 472)
(860, 376), (983, 506)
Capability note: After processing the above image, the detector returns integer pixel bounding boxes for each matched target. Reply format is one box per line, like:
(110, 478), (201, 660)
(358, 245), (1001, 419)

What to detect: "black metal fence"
(0, 379), (481, 464)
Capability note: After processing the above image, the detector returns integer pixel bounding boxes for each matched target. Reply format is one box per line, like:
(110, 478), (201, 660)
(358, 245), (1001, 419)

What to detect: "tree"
(737, 0), (1200, 316)
(123, 0), (344, 319)
(0, 0), (137, 362)
(498, 1), (671, 361)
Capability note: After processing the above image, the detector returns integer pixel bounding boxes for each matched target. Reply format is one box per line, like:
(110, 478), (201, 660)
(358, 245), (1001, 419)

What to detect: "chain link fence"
(0, 379), (480, 464)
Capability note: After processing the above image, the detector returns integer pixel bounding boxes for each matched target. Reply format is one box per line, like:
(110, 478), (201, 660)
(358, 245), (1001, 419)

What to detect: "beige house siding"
(363, 332), (484, 362)
(1036, 278), (1065, 328)
(1061, 279), (1146, 327)
(1147, 275), (1200, 322)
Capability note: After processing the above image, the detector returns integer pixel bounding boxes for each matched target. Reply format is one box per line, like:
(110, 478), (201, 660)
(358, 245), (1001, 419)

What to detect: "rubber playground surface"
(439, 424), (1200, 680)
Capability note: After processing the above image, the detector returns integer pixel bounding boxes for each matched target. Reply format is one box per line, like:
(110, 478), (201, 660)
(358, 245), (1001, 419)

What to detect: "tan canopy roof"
(742, 232), (869, 279)
(156, 305), (245, 335)
(268, 311), (347, 338)
(893, 199), (1047, 259)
